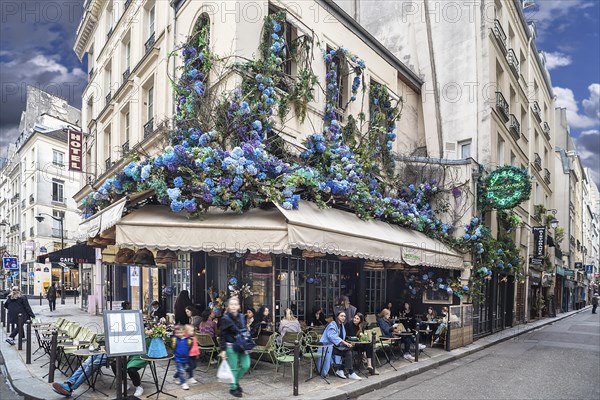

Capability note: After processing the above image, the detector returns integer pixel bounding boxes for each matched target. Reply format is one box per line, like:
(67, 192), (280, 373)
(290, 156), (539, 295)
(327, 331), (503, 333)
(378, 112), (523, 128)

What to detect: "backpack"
(225, 314), (255, 353)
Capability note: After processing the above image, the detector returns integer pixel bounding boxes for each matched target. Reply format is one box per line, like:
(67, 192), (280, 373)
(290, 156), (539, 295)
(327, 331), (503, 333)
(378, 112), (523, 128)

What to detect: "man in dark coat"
(5, 287), (35, 345)
(47, 283), (57, 311)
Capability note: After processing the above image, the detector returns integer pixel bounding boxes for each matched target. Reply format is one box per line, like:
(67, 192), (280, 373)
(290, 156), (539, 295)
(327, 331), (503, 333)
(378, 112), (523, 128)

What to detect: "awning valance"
(277, 201), (464, 269)
(37, 243), (96, 264)
(115, 201), (464, 269)
(116, 205), (290, 254)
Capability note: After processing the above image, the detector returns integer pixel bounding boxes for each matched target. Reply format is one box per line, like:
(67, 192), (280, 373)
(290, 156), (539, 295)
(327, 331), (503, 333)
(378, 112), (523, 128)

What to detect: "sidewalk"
(0, 299), (592, 400)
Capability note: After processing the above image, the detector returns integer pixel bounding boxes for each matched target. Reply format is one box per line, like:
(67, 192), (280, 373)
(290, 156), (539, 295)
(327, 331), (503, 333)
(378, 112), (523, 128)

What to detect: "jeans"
(48, 299), (56, 311)
(225, 348), (250, 390)
(68, 354), (106, 391)
(332, 347), (354, 374)
(592, 304), (598, 313)
(401, 335), (414, 354)
(187, 357), (197, 378)
(174, 362), (187, 385)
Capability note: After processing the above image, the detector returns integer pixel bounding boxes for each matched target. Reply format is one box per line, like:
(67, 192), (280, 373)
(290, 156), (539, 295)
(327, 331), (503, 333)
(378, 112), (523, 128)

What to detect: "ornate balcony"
(105, 92), (112, 106)
(509, 114), (520, 141)
(542, 121), (551, 140)
(534, 153), (542, 171)
(507, 49), (519, 76)
(531, 101), (541, 122)
(145, 33), (155, 55)
(144, 118), (154, 138)
(495, 91), (510, 122)
(122, 140), (129, 153)
(122, 67), (130, 82)
(492, 19), (507, 53)
(544, 168), (551, 184)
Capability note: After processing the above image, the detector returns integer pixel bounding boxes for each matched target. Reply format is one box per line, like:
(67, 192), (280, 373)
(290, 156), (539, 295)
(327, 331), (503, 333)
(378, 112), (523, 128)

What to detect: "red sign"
(68, 129), (83, 171)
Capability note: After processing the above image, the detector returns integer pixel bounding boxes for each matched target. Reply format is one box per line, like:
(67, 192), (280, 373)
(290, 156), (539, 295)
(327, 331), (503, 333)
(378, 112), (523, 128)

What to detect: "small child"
(171, 325), (192, 390)
(185, 324), (200, 384)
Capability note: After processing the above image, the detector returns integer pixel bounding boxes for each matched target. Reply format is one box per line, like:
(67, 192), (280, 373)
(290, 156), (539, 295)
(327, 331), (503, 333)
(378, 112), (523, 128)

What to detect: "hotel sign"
(532, 226), (546, 258)
(68, 129), (83, 172)
(481, 166), (532, 209)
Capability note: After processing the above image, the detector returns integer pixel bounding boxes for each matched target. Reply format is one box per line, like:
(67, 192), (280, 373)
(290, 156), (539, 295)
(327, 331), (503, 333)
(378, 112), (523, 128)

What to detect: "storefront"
(529, 269), (542, 319)
(554, 266), (565, 314)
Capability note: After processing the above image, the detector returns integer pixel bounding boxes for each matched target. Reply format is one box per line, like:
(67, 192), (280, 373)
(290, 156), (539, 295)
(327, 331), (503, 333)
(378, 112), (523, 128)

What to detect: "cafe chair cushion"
(133, 248), (155, 265)
(115, 248), (136, 264)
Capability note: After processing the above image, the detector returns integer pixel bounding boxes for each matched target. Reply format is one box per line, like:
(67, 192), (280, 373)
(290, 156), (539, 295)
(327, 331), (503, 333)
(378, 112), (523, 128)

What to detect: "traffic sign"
(2, 257), (19, 271)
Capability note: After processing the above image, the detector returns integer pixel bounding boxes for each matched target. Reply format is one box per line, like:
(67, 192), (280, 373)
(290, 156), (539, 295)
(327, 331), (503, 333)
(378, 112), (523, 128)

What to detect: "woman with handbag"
(318, 310), (362, 380)
(219, 297), (253, 398)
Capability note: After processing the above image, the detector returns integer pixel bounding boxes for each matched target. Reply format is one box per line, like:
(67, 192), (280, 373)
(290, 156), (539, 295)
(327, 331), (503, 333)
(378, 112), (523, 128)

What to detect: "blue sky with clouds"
(525, 0), (600, 187)
(0, 0), (598, 186)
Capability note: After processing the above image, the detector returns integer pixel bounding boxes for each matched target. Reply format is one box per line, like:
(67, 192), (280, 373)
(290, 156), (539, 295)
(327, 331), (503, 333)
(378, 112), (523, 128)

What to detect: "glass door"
(313, 259), (341, 318)
(275, 256), (306, 322)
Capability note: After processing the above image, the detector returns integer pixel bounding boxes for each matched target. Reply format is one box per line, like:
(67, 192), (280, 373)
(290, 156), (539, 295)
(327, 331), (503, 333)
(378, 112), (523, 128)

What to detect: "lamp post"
(546, 209), (559, 229)
(35, 213), (65, 304)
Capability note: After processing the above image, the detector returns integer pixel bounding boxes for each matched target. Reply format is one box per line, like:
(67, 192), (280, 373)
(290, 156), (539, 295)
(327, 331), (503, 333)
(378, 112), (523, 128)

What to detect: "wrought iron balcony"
(509, 114), (520, 141)
(122, 67), (130, 82)
(89, 68), (94, 80)
(144, 118), (154, 138)
(106, 92), (112, 106)
(145, 33), (155, 55)
(544, 168), (551, 184)
(534, 153), (542, 170)
(21, 232), (25, 240)
(531, 101), (541, 121)
(10, 224), (19, 233)
(507, 49), (519, 76)
(122, 140), (130, 153)
(542, 121), (551, 140)
(21, 199), (25, 209)
(492, 19), (507, 53)
(495, 92), (509, 122)
(107, 27), (113, 39)
(570, 235), (576, 247)
(105, 157), (112, 171)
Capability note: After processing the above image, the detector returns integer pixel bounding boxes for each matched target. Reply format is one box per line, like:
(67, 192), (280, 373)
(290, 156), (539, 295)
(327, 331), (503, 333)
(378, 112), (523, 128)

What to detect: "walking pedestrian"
(219, 297), (251, 398)
(171, 325), (192, 390)
(47, 283), (57, 312)
(4, 286), (35, 345)
(592, 292), (599, 314)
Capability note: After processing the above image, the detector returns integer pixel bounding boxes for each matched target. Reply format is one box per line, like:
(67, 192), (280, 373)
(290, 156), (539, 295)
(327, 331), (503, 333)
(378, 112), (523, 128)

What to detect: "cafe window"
(313, 259), (341, 316)
(365, 269), (386, 314)
(275, 256), (306, 321)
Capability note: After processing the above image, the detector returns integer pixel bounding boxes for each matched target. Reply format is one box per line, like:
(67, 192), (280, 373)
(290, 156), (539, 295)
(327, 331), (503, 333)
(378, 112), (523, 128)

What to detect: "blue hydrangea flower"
(167, 188), (181, 201)
(173, 176), (184, 188)
(252, 120), (263, 131)
(183, 198), (197, 213)
(170, 200), (184, 213)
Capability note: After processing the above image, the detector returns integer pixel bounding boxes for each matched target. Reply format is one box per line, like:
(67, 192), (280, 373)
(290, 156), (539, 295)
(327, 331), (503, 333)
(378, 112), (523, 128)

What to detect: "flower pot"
(147, 337), (168, 358)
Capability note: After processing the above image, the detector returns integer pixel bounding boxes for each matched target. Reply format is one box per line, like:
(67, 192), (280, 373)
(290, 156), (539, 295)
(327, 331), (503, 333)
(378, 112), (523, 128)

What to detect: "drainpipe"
(171, 0), (178, 122)
(523, 34), (533, 323)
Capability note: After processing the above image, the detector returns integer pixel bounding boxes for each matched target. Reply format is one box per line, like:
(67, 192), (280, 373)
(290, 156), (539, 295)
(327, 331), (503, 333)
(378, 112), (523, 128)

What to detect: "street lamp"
(547, 209), (559, 229)
(35, 213), (66, 304)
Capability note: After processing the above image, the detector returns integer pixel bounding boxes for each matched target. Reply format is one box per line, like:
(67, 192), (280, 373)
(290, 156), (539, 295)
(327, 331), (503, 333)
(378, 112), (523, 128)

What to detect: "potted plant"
(145, 323), (168, 358)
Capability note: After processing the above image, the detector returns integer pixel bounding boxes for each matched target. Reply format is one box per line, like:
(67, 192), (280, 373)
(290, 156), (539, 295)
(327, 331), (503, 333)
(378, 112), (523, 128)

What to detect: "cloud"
(575, 129), (600, 189)
(525, 0), (596, 40)
(544, 51), (572, 70)
(554, 84), (600, 129)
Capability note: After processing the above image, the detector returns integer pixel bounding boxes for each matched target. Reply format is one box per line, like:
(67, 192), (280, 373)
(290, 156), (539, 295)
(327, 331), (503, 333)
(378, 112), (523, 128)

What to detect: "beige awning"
(277, 201), (464, 269)
(116, 205), (290, 254)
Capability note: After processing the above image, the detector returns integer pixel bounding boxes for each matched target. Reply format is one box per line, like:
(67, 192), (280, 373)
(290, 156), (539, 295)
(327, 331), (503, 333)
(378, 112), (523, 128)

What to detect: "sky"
(0, 0), (598, 187)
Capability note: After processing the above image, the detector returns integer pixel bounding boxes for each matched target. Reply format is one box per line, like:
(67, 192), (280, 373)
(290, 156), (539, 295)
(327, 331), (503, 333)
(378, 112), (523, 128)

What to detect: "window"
(326, 46), (347, 112)
(148, 5), (155, 38)
(497, 136), (505, 165)
(147, 87), (154, 122)
(52, 210), (65, 238)
(52, 150), (64, 167)
(52, 179), (64, 203)
(125, 40), (131, 70)
(459, 140), (471, 159)
(105, 128), (112, 165)
(510, 151), (516, 166)
(124, 111), (130, 143)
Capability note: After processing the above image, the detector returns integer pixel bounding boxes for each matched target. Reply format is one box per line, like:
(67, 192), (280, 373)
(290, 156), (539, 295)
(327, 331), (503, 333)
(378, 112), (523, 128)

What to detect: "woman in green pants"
(219, 297), (251, 398)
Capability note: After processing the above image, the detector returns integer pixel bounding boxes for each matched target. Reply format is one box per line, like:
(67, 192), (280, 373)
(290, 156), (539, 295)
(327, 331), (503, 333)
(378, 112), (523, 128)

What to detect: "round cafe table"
(140, 354), (176, 399)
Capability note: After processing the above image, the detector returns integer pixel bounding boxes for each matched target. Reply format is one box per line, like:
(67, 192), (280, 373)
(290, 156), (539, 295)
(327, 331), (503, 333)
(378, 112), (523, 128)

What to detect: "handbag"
(229, 315), (255, 353)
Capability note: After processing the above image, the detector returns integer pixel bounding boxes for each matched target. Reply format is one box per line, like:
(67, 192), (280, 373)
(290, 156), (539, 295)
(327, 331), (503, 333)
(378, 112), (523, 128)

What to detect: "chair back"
(372, 326), (383, 341)
(365, 314), (377, 325)
(166, 313), (175, 325)
(281, 331), (301, 346)
(55, 317), (66, 329)
(68, 323), (81, 338)
(196, 333), (217, 349)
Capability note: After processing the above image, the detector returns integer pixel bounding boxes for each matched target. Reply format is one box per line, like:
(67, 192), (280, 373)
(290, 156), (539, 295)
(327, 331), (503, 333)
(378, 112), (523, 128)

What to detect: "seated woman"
(319, 311), (362, 380)
(377, 308), (416, 361)
(245, 308), (259, 337)
(256, 305), (273, 330)
(344, 313), (378, 375)
(198, 308), (218, 344)
(425, 306), (437, 322)
(278, 308), (301, 336)
(186, 305), (201, 330)
(433, 307), (448, 344)
(307, 305), (327, 327)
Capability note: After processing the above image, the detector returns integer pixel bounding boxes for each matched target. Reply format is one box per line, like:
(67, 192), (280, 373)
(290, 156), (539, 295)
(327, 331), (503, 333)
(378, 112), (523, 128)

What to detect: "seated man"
(52, 350), (108, 396)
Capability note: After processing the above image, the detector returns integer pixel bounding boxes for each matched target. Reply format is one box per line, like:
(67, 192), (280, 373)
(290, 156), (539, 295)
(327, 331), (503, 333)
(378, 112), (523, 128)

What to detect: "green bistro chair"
(280, 331), (302, 349)
(251, 332), (277, 371)
(273, 333), (296, 377)
(196, 333), (220, 372)
(300, 331), (324, 379)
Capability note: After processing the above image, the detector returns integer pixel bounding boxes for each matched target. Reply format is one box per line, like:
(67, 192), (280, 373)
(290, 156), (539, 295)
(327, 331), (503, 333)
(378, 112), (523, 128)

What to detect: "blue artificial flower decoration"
(170, 200), (184, 213)
(173, 176), (184, 188)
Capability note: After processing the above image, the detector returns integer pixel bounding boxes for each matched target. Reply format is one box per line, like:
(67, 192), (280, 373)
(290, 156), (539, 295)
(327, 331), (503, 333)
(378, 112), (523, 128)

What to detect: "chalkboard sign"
(547, 297), (556, 318)
(103, 310), (147, 357)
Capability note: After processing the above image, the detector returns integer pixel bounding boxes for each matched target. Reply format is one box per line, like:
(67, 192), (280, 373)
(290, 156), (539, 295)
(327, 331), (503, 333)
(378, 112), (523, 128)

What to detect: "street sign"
(2, 257), (19, 271)
(28, 272), (35, 277)
(529, 257), (544, 266)
(585, 265), (593, 273)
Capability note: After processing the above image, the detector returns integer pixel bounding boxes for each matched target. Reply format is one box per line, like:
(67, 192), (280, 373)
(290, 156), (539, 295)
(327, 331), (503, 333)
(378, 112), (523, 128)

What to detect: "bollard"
(18, 313), (24, 350)
(74, 290), (77, 304)
(1, 301), (5, 327)
(293, 340), (300, 396)
(48, 331), (58, 383)
(40, 292), (43, 306)
(445, 318), (451, 352)
(61, 285), (65, 305)
(415, 322), (420, 362)
(371, 330), (377, 373)
(26, 320), (32, 364)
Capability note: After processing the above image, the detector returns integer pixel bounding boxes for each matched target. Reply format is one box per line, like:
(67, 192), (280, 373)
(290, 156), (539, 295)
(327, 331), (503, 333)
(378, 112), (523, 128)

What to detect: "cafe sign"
(481, 166), (531, 209)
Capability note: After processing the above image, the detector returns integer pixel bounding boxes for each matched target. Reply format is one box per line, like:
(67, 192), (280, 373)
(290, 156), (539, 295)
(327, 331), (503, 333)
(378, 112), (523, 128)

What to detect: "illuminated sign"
(68, 129), (83, 172)
(481, 166), (531, 209)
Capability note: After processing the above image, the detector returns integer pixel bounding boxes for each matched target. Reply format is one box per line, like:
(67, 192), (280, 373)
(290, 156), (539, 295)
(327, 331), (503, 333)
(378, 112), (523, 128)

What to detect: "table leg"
(158, 360), (176, 398)
(305, 347), (330, 384)
(379, 339), (398, 371)
(146, 362), (160, 398)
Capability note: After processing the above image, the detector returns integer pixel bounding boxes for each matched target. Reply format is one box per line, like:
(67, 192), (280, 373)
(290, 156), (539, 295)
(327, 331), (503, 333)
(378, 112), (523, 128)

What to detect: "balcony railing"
(107, 27), (113, 39)
(570, 235), (576, 247)
(21, 199), (25, 209)
(492, 19), (507, 53)
(21, 232), (25, 241)
(145, 33), (155, 55)
(144, 118), (154, 138)
(509, 114), (520, 141)
(106, 92), (112, 106)
(125, 0), (132, 9)
(122, 140), (130, 153)
(122, 67), (130, 82)
(544, 168), (551, 184)
(531, 101), (541, 121)
(507, 49), (519, 76)
(89, 68), (95, 80)
(495, 91), (510, 122)
(10, 193), (19, 204)
(534, 153), (542, 170)
(542, 121), (551, 140)
(105, 157), (112, 171)
(29, 194), (34, 204)
(10, 224), (19, 233)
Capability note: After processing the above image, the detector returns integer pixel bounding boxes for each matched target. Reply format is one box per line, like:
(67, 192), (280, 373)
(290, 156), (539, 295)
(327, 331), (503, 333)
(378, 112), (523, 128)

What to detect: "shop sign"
(532, 226), (546, 258)
(401, 248), (421, 266)
(529, 257), (543, 266)
(556, 266), (565, 276)
(564, 269), (575, 278)
(24, 241), (35, 251)
(481, 166), (531, 209)
(574, 262), (583, 270)
(68, 129), (83, 172)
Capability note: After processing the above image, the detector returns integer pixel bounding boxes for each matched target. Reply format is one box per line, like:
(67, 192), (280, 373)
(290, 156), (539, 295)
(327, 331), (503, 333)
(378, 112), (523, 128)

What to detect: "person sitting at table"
(245, 308), (260, 337)
(199, 308), (218, 341)
(186, 305), (201, 330)
(344, 313), (378, 375)
(278, 308), (301, 336)
(377, 308), (418, 361)
(433, 306), (449, 344)
(52, 353), (109, 397)
(319, 310), (362, 380)
(425, 306), (437, 322)
(307, 305), (327, 327)
(256, 305), (273, 330)
(149, 300), (166, 320)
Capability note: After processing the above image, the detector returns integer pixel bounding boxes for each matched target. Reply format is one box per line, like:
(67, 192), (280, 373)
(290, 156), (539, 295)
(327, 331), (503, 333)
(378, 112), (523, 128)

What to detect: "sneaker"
(210, 359), (218, 365)
(52, 382), (72, 397)
(5, 338), (15, 346)
(433, 338), (440, 344)
(418, 344), (426, 350)
(134, 386), (144, 397)
(229, 388), (243, 398)
(335, 370), (347, 379)
(181, 383), (190, 390)
(347, 372), (363, 380)
(367, 367), (380, 376)
(237, 384), (243, 393)
(403, 353), (415, 361)
(187, 377), (198, 384)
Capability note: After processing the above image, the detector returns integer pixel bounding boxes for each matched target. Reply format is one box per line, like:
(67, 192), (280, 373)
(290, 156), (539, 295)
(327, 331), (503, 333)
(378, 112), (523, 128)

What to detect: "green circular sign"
(482, 166), (531, 209)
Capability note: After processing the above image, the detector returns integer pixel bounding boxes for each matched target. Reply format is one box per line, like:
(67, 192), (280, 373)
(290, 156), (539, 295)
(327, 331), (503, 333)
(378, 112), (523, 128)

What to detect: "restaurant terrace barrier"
(1, 300), (5, 327)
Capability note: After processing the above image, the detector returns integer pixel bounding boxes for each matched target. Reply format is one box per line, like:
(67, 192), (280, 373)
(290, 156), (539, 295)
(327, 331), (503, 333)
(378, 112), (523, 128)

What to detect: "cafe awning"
(37, 243), (96, 264)
(277, 201), (464, 269)
(114, 201), (464, 269)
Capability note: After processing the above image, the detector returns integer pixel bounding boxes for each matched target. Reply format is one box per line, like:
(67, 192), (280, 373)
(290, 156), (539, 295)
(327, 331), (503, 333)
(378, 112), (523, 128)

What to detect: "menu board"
(103, 310), (146, 356)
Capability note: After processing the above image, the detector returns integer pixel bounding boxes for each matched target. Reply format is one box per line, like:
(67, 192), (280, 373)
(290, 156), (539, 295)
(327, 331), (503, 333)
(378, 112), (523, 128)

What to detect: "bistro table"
(140, 354), (176, 399)
(305, 342), (332, 384)
(72, 348), (108, 398)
